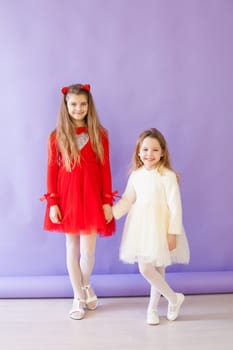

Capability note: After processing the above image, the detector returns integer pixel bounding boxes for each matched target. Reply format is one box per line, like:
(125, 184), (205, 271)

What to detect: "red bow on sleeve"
(105, 190), (121, 202)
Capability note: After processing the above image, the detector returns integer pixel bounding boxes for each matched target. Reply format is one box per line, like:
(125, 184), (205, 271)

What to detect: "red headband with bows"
(61, 84), (91, 94)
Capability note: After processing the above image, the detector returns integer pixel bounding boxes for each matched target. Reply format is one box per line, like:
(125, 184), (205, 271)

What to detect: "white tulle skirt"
(119, 203), (190, 267)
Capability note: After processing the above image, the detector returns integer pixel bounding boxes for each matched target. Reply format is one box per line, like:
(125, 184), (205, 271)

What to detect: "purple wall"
(1, 0), (233, 297)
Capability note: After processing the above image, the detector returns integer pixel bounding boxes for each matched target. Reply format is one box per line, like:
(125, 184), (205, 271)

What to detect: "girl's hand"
(49, 205), (62, 224)
(167, 233), (177, 251)
(103, 204), (113, 224)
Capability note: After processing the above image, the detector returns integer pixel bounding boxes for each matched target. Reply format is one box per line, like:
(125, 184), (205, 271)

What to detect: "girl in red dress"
(41, 83), (115, 320)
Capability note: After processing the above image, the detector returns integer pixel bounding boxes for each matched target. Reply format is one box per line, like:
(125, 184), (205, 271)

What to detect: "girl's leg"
(66, 234), (85, 320)
(66, 234), (84, 299)
(80, 232), (98, 310)
(80, 232), (97, 285)
(139, 262), (176, 303)
(138, 262), (184, 321)
(148, 266), (165, 311)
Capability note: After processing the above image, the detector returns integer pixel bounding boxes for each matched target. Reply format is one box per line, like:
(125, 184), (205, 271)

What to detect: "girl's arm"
(112, 175), (136, 219)
(46, 132), (60, 206)
(99, 131), (114, 223)
(164, 171), (183, 235)
(167, 234), (177, 251)
(41, 132), (62, 224)
(99, 131), (114, 206)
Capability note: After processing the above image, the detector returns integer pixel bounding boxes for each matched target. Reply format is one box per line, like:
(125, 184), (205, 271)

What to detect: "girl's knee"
(80, 251), (95, 264)
(66, 235), (80, 256)
(138, 262), (153, 277)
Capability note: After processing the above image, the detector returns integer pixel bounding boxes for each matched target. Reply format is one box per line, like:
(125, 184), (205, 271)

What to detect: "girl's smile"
(138, 136), (163, 170)
(66, 93), (88, 126)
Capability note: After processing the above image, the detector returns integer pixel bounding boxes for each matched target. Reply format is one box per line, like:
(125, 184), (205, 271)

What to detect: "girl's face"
(66, 93), (88, 126)
(138, 136), (163, 170)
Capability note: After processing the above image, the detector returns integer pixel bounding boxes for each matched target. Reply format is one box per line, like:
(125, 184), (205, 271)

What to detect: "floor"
(0, 294), (232, 350)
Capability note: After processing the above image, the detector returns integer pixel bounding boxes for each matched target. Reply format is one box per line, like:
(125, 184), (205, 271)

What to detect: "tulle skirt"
(43, 159), (115, 236)
(119, 203), (190, 266)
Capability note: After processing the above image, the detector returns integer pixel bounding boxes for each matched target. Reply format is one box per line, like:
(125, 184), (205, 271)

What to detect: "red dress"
(42, 126), (115, 236)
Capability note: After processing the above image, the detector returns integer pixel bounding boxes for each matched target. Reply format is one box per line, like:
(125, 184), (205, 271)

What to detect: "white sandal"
(69, 299), (86, 320)
(83, 285), (98, 310)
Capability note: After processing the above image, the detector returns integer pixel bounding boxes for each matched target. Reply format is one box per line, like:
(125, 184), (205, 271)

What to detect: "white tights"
(138, 262), (177, 309)
(66, 233), (97, 300)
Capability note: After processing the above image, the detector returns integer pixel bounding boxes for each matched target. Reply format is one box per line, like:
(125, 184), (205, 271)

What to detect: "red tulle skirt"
(43, 149), (115, 236)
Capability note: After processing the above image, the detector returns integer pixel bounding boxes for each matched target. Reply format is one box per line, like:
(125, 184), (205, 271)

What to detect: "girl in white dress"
(113, 128), (190, 325)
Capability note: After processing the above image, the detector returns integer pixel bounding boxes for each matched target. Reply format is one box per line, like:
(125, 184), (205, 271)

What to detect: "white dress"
(113, 167), (190, 267)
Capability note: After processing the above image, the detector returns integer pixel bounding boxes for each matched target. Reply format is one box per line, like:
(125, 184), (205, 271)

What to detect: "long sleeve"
(45, 132), (60, 206)
(99, 131), (114, 205)
(112, 174), (136, 219)
(163, 171), (183, 234)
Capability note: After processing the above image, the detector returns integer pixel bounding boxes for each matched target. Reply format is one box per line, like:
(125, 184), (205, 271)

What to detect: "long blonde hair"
(131, 128), (178, 178)
(53, 84), (105, 170)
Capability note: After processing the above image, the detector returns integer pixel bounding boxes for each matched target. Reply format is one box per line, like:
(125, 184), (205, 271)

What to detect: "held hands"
(49, 205), (62, 224)
(103, 204), (113, 224)
(167, 233), (177, 251)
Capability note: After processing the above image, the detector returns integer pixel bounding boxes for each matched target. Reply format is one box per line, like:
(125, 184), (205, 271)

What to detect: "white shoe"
(167, 293), (185, 321)
(147, 310), (160, 325)
(83, 285), (98, 310)
(69, 299), (85, 320)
